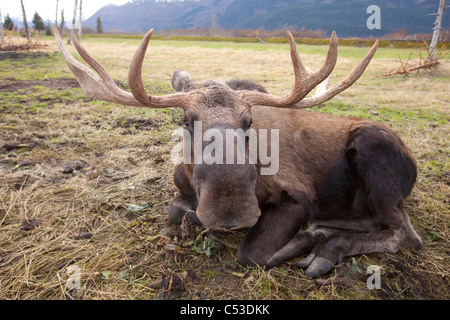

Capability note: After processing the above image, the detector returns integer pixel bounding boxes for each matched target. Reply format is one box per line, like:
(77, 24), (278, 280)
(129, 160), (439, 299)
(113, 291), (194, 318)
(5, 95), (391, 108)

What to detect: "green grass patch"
(0, 53), (69, 80)
(49, 34), (450, 61)
(316, 101), (449, 127)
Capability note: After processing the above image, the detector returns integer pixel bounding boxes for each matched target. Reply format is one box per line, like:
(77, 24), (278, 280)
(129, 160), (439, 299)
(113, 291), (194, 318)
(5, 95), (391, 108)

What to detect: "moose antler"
(54, 25), (377, 110)
(53, 25), (189, 108)
(240, 32), (379, 109)
(293, 39), (379, 109)
(127, 29), (190, 107)
(239, 31), (338, 107)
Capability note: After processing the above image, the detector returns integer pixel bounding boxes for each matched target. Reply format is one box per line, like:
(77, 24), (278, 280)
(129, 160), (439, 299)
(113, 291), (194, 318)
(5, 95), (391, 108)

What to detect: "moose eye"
(242, 117), (252, 130)
(183, 120), (190, 128)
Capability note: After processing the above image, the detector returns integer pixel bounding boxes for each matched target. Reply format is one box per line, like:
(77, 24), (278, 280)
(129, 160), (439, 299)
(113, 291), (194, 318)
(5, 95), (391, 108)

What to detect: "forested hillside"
(84, 0), (449, 37)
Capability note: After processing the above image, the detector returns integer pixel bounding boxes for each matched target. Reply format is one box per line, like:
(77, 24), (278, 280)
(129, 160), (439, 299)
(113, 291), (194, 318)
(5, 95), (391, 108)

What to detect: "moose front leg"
(168, 194), (201, 226)
(237, 195), (315, 268)
(167, 164), (201, 226)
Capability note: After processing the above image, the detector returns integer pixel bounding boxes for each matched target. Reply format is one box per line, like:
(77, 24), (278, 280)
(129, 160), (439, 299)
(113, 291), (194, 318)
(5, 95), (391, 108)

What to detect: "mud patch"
(112, 117), (162, 131)
(0, 51), (55, 61)
(1, 139), (39, 152)
(376, 256), (449, 300)
(0, 78), (80, 92)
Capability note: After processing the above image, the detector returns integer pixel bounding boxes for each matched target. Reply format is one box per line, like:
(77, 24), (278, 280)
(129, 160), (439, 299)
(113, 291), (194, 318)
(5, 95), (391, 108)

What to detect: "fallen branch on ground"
(378, 41), (448, 77)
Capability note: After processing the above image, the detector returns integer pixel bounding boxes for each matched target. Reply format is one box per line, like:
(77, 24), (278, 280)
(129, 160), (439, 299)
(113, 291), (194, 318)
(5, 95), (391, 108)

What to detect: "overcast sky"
(0, 0), (131, 22)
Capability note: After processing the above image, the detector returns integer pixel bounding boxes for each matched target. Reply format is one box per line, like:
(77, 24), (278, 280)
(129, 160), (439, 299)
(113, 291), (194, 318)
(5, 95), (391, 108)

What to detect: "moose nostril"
(220, 223), (238, 230)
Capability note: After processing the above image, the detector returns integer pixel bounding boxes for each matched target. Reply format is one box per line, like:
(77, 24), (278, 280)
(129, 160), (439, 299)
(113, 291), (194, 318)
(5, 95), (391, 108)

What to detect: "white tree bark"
(78, 0), (82, 42)
(1, 6), (4, 43)
(55, 0), (59, 27)
(20, 0), (30, 41)
(429, 0), (446, 61)
(67, 0), (78, 44)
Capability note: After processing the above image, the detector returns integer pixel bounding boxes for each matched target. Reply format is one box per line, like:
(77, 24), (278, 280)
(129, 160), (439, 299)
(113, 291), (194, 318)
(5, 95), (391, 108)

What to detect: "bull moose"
(53, 26), (422, 278)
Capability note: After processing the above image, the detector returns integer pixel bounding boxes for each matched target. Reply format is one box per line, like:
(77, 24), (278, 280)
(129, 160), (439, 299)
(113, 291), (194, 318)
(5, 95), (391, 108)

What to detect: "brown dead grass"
(0, 36), (449, 300)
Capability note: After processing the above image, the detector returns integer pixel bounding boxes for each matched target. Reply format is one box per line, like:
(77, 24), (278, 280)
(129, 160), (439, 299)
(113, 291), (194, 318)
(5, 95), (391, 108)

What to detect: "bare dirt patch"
(0, 78), (80, 92)
(0, 51), (54, 61)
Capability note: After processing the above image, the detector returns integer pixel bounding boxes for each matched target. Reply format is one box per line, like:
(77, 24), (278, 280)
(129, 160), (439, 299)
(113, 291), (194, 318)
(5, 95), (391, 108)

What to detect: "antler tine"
(71, 31), (117, 90)
(128, 29), (189, 108)
(53, 25), (142, 106)
(239, 31), (338, 107)
(294, 40), (379, 109)
(295, 31), (338, 101)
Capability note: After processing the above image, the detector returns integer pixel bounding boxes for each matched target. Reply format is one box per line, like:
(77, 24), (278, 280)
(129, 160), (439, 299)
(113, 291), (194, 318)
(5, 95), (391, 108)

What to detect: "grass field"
(0, 34), (449, 300)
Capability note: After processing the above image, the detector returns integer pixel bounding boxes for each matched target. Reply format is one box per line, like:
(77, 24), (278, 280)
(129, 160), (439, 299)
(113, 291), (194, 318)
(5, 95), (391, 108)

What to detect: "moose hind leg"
(301, 208), (422, 278)
(302, 229), (398, 278)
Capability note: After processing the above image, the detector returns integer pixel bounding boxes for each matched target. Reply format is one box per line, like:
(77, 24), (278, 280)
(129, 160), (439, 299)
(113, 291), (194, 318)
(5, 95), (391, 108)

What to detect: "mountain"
(84, 0), (450, 37)
(84, 0), (234, 33)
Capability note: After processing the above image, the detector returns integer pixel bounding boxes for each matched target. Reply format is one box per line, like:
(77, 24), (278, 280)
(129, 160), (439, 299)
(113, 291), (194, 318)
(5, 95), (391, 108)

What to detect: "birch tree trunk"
(59, 9), (64, 35)
(77, 0), (82, 42)
(20, 0), (30, 41)
(67, 0), (78, 44)
(1, 6), (4, 44)
(428, 0), (446, 62)
(55, 0), (59, 27)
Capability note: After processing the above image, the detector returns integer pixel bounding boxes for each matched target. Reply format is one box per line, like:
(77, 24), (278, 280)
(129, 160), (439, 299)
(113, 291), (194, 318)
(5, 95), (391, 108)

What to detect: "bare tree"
(1, 5), (4, 43)
(59, 9), (65, 35)
(210, 12), (217, 35)
(55, 0), (59, 27)
(78, 0), (82, 42)
(67, 0), (78, 44)
(428, 0), (447, 62)
(20, 0), (30, 41)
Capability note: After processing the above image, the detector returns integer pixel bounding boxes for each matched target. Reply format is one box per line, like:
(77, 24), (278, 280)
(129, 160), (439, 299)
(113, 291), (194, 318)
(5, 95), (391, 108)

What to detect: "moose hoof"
(304, 256), (335, 278)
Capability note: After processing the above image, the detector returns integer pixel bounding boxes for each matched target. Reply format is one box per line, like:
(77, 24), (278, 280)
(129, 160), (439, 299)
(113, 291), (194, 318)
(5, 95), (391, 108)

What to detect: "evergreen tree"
(45, 24), (52, 36)
(32, 12), (45, 34)
(4, 14), (15, 31)
(96, 16), (103, 34)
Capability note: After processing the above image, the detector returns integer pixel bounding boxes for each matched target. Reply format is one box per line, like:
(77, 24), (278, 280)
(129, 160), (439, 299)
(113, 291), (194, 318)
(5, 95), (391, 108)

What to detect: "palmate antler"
(53, 25), (189, 108)
(53, 25), (378, 110)
(293, 39), (379, 109)
(238, 33), (379, 108)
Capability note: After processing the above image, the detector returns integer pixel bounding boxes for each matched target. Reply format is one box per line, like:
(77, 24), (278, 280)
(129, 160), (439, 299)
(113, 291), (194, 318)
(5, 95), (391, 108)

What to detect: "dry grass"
(0, 31), (49, 52)
(0, 35), (449, 300)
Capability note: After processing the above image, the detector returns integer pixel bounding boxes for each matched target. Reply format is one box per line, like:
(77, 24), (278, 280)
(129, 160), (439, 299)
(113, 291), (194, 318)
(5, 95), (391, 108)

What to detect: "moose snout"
(220, 222), (238, 230)
(193, 161), (260, 231)
(196, 204), (261, 231)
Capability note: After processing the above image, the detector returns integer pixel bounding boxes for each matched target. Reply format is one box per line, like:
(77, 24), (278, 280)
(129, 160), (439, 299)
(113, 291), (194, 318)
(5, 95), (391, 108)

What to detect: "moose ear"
(172, 69), (194, 92)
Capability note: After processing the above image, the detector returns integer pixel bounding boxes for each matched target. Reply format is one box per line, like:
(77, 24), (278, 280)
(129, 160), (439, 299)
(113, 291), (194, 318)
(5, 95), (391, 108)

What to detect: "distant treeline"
(85, 26), (449, 43)
(83, 32), (449, 50)
(156, 26), (326, 39)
